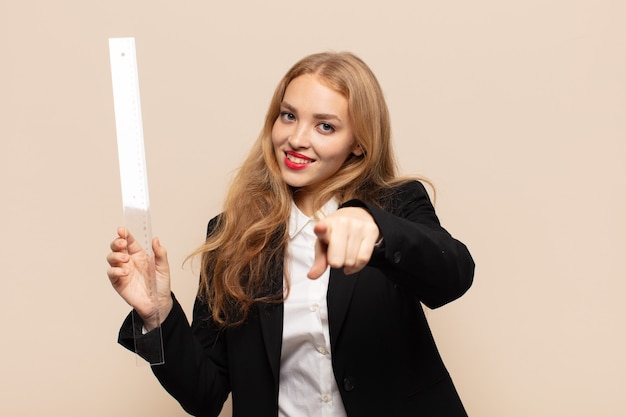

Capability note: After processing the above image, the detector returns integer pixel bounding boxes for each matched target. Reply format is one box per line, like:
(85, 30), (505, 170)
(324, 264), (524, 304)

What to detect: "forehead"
(283, 74), (348, 116)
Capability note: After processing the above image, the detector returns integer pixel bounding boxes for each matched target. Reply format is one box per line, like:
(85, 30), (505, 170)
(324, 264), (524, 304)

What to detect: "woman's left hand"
(308, 207), (381, 279)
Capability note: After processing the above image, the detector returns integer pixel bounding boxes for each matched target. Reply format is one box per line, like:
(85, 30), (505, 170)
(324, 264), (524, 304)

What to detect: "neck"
(293, 189), (315, 217)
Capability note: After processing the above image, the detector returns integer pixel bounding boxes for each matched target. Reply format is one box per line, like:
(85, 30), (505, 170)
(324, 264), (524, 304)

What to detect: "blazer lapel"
(258, 301), (284, 388)
(327, 268), (358, 350)
(255, 260), (358, 383)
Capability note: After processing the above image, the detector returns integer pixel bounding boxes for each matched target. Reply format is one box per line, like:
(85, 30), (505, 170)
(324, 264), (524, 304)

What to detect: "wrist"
(142, 295), (173, 332)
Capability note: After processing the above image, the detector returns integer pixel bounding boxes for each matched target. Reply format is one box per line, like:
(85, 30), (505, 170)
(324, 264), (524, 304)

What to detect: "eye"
(317, 122), (335, 133)
(280, 111), (296, 122)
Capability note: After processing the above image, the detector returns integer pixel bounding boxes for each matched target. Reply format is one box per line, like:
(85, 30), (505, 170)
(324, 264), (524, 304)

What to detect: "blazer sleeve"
(341, 180), (474, 309)
(118, 293), (231, 417)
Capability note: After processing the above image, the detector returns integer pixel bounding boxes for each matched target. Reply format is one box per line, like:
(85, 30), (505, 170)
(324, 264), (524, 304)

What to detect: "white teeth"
(287, 154), (311, 164)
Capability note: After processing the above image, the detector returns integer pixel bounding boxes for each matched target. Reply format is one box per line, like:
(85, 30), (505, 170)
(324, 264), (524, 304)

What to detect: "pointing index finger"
(313, 220), (329, 243)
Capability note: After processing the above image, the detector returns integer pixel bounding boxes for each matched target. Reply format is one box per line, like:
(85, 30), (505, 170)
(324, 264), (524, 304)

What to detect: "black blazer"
(119, 181), (475, 417)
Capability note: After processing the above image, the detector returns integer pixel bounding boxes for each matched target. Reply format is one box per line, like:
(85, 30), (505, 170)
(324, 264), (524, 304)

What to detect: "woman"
(107, 52), (475, 417)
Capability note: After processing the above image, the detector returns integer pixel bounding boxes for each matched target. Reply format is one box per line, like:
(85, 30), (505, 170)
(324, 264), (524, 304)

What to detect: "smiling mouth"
(284, 151), (314, 170)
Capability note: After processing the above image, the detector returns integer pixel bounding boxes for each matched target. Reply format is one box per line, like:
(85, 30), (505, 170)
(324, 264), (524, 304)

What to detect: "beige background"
(1, 0), (625, 416)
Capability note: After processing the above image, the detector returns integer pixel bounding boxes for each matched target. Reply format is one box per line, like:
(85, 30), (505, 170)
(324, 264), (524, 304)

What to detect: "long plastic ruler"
(109, 37), (164, 365)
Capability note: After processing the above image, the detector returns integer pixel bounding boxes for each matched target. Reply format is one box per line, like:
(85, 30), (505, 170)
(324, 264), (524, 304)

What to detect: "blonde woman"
(107, 52), (474, 417)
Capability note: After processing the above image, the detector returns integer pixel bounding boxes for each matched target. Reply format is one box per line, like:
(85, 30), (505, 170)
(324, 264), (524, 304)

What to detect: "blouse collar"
(288, 198), (339, 240)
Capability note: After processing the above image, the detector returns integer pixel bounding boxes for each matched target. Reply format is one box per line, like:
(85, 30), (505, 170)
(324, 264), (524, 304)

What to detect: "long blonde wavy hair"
(193, 51), (407, 327)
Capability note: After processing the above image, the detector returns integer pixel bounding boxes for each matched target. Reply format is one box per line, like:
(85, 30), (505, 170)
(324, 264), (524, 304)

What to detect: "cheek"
(270, 122), (284, 147)
(324, 140), (357, 162)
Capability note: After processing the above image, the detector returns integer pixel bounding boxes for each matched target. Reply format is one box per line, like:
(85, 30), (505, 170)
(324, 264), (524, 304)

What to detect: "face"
(271, 74), (362, 206)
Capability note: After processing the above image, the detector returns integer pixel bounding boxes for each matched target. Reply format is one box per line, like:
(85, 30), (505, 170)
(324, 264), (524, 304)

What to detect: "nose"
(287, 125), (310, 149)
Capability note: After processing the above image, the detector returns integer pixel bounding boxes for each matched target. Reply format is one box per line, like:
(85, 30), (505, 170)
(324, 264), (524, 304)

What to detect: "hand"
(106, 227), (173, 331)
(308, 207), (380, 279)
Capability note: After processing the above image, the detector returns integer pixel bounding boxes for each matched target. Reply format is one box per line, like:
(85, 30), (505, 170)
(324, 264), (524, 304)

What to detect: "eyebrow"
(281, 101), (343, 123)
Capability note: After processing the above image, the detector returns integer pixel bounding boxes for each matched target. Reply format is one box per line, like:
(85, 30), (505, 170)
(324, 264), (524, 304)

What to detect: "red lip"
(284, 150), (314, 170)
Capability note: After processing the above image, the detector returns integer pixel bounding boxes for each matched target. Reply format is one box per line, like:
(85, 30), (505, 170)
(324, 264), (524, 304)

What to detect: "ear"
(351, 143), (364, 156)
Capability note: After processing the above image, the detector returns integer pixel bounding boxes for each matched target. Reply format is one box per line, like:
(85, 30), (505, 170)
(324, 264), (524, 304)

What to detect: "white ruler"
(109, 37), (164, 365)
(109, 37), (153, 255)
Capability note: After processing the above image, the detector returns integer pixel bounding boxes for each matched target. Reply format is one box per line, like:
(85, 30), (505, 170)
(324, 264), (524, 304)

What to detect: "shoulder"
(340, 179), (437, 225)
(206, 213), (223, 237)
(378, 180), (433, 214)
(392, 180), (430, 199)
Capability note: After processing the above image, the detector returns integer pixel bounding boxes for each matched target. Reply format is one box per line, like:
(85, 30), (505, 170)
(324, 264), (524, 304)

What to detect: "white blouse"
(278, 199), (348, 417)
